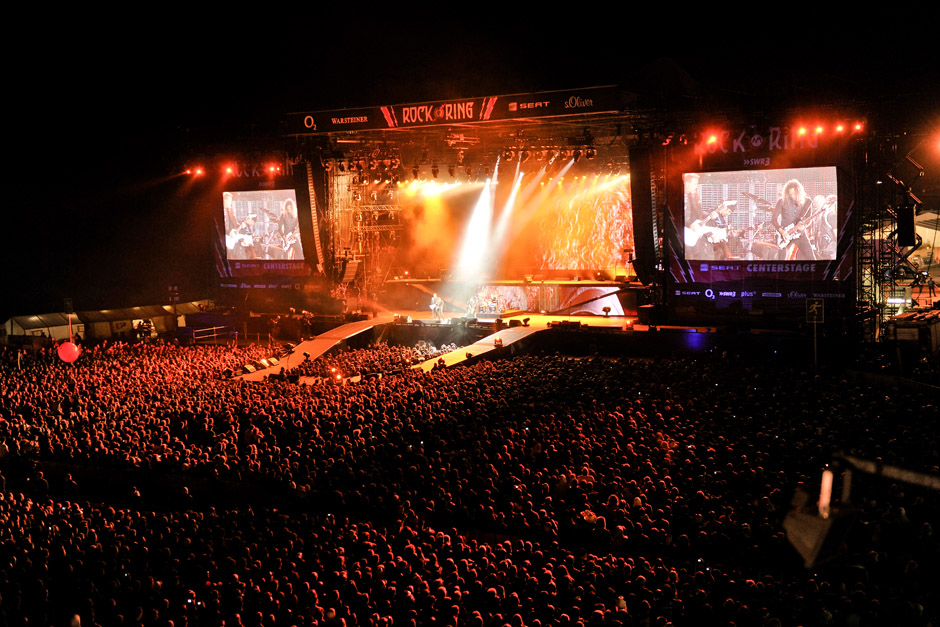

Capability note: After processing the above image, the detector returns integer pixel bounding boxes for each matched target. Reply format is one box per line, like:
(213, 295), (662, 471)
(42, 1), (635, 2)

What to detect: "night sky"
(6, 13), (938, 320)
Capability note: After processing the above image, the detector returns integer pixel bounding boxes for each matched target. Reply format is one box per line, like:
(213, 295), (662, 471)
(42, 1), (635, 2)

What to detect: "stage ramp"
(412, 325), (543, 371)
(236, 311), (630, 381)
(235, 312), (398, 381)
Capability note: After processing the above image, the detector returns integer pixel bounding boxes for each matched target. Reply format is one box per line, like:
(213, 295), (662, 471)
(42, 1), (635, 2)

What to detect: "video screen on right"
(683, 166), (838, 262)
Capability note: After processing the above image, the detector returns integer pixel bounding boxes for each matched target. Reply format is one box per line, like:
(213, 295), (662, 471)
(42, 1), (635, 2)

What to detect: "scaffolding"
(327, 165), (405, 304)
(856, 134), (927, 341)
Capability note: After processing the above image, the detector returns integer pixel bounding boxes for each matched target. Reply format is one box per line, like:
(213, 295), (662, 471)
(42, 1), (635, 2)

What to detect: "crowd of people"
(0, 341), (937, 626)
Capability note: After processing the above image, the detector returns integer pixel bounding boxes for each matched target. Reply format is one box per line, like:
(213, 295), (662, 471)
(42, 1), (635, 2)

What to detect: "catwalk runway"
(236, 310), (632, 382)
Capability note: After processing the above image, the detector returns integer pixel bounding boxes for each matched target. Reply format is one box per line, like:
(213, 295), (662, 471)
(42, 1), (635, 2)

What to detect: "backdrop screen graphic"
(398, 172), (633, 280)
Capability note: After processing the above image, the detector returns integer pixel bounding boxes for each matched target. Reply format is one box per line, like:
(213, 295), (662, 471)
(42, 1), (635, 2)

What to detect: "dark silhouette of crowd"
(0, 340), (937, 627)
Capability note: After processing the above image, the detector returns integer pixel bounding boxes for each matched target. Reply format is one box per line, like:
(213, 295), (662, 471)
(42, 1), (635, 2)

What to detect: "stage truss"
(856, 134), (928, 341)
(328, 166), (405, 301)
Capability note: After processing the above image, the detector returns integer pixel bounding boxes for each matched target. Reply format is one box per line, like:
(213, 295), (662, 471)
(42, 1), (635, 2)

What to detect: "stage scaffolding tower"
(856, 134), (926, 342)
(327, 165), (404, 308)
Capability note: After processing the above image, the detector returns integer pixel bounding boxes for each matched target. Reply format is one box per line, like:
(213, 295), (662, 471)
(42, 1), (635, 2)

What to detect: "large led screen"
(223, 190), (305, 261)
(683, 166), (838, 262)
(396, 172), (633, 280)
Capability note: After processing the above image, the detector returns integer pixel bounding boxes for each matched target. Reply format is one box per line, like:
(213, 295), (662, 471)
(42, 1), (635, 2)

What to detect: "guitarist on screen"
(684, 173), (734, 260)
(773, 179), (816, 260)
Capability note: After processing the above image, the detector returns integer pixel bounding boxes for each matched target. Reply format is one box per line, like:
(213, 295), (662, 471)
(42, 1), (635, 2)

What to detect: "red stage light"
(798, 127), (807, 135)
(854, 123), (863, 132)
(707, 135), (717, 144)
(836, 124), (844, 133)
(815, 126), (823, 134)
(225, 166), (233, 174)
(194, 168), (204, 176)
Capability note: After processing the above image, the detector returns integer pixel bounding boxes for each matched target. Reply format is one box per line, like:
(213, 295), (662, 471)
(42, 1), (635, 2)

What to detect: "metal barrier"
(188, 326), (232, 343)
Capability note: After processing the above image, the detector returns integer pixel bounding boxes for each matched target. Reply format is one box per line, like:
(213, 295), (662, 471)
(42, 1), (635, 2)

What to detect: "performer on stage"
(466, 294), (478, 317)
(814, 194), (838, 259)
(228, 214), (257, 260)
(773, 179), (816, 260)
(684, 173), (734, 260)
(223, 192), (238, 232)
(430, 293), (444, 321)
(278, 199), (302, 260)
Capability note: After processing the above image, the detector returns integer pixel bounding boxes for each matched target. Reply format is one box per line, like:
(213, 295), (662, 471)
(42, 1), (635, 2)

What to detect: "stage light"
(413, 164), (419, 179)
(836, 124), (844, 133)
(269, 165), (277, 173)
(854, 123), (863, 131)
(194, 167), (204, 176)
(707, 135), (717, 144)
(815, 126), (823, 134)
(448, 165), (456, 178)
(431, 164), (439, 178)
(798, 127), (807, 135)
(454, 180), (493, 281)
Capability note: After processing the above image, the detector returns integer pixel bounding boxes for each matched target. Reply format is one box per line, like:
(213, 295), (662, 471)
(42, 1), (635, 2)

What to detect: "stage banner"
(287, 86), (625, 134)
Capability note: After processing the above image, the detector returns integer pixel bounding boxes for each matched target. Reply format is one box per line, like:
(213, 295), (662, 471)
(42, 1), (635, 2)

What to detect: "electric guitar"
(685, 201), (736, 247)
(775, 205), (828, 249)
(226, 231), (253, 250)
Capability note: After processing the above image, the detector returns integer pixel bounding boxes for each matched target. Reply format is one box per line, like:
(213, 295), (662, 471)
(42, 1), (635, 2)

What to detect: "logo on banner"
(509, 100), (550, 112)
(330, 115), (368, 125)
(401, 101), (475, 124)
(564, 95), (594, 109)
(696, 126), (826, 155)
